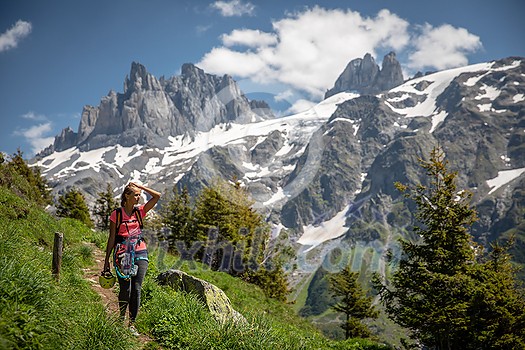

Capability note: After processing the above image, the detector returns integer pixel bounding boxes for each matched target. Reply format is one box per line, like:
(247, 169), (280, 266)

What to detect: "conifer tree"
(163, 186), (193, 247)
(56, 187), (93, 228)
(468, 240), (525, 348)
(93, 183), (116, 229)
(191, 180), (266, 248)
(329, 266), (378, 339)
(2, 149), (51, 206)
(376, 147), (525, 349)
(193, 185), (232, 242)
(163, 179), (289, 300)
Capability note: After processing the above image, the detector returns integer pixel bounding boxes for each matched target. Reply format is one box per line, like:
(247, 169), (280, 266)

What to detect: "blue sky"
(1, 0), (523, 158)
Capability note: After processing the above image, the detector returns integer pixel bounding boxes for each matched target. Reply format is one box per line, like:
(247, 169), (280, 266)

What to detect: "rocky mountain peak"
(125, 61), (161, 93)
(36, 61), (274, 157)
(360, 53), (380, 85)
(181, 63), (205, 78)
(325, 52), (404, 98)
(376, 51), (404, 92)
(37, 126), (77, 157)
(130, 61), (147, 78)
(33, 57), (525, 338)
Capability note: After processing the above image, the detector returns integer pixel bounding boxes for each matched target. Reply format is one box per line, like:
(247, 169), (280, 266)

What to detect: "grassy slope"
(135, 244), (391, 349)
(0, 182), (390, 349)
(0, 186), (138, 349)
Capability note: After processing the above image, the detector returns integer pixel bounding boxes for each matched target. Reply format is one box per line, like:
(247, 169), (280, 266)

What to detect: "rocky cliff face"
(325, 52), (404, 98)
(38, 62), (273, 156)
(34, 56), (525, 287)
(294, 57), (525, 332)
(32, 55), (525, 342)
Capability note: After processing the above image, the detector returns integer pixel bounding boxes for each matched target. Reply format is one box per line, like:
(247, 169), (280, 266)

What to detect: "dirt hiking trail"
(82, 243), (156, 347)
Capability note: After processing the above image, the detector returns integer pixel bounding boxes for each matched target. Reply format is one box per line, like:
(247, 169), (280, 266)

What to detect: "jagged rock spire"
(37, 61), (274, 156)
(325, 52), (404, 98)
(124, 61), (162, 93)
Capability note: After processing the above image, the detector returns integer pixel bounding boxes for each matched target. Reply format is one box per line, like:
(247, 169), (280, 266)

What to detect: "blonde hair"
(120, 184), (136, 207)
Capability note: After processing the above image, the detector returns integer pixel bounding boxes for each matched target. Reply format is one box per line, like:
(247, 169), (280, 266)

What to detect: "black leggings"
(117, 259), (148, 322)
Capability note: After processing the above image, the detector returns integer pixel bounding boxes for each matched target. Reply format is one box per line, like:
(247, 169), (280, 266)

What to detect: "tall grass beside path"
(0, 187), (138, 349)
(0, 176), (391, 349)
(137, 254), (391, 349)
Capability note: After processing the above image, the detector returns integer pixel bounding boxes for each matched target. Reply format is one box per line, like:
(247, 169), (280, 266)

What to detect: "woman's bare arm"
(130, 182), (161, 214)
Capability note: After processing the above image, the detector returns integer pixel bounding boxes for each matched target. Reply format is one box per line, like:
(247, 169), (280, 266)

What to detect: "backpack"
(113, 207), (144, 280)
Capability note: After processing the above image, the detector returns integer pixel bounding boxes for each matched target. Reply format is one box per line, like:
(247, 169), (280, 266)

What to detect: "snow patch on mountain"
(461, 59), (520, 86)
(43, 147), (123, 179)
(114, 145), (142, 168)
(513, 94), (525, 103)
(383, 60), (522, 133)
(477, 104), (492, 112)
(486, 168), (525, 194)
(144, 157), (162, 174)
(328, 117), (360, 135)
(385, 62), (493, 131)
(430, 111), (448, 133)
(475, 84), (501, 101)
(264, 187), (287, 206)
(275, 142), (294, 156)
(297, 204), (350, 251)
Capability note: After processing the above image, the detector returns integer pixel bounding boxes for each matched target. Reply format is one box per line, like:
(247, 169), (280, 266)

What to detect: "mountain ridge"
(28, 54), (525, 342)
(325, 52), (404, 98)
(38, 62), (274, 157)
(33, 55), (525, 289)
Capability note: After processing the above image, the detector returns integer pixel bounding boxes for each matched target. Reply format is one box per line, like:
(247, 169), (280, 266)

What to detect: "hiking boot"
(129, 325), (140, 337)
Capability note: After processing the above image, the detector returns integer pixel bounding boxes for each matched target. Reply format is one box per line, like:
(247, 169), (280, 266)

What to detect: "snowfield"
(34, 59), (524, 250)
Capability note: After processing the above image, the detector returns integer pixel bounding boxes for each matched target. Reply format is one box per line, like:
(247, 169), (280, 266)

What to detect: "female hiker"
(103, 182), (161, 336)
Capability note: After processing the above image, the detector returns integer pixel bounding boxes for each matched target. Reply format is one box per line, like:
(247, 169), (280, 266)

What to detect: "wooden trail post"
(52, 232), (63, 281)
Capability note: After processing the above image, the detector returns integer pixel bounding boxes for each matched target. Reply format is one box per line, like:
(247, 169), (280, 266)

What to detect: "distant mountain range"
(33, 53), (525, 335)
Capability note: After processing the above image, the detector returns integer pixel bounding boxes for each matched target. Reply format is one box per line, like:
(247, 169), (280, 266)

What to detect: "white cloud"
(210, 0), (255, 17)
(13, 122), (54, 155)
(196, 24), (213, 35)
(21, 111), (48, 122)
(0, 20), (32, 52)
(198, 6), (482, 102)
(274, 89), (294, 102)
(199, 47), (269, 77)
(221, 29), (278, 47)
(14, 123), (52, 139)
(408, 23), (482, 71)
(286, 99), (317, 114)
(198, 6), (410, 98)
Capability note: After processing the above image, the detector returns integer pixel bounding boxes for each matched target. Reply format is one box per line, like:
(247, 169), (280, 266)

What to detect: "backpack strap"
(132, 207), (144, 229)
(114, 207), (144, 243)
(115, 207), (142, 230)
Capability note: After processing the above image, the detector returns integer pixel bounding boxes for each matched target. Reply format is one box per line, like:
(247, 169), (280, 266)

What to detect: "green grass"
(138, 281), (390, 350)
(133, 252), (391, 349)
(0, 180), (391, 349)
(290, 272), (316, 313)
(0, 187), (138, 349)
